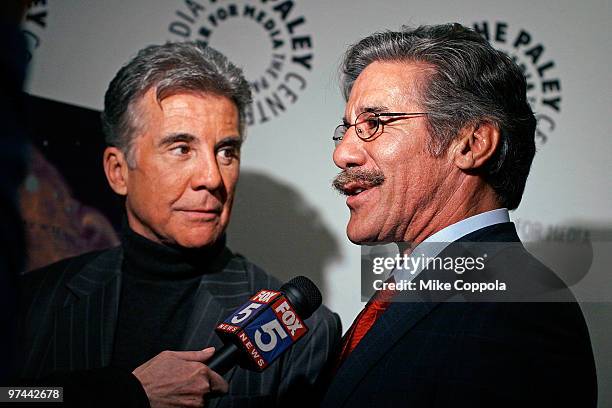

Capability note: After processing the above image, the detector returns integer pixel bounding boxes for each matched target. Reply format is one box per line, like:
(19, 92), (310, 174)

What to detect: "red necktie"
(333, 277), (397, 371)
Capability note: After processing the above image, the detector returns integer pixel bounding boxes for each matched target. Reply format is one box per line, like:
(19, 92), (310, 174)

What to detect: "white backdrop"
(23, 0), (612, 404)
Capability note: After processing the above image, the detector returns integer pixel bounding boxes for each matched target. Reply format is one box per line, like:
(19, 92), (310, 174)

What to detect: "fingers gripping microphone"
(207, 276), (322, 375)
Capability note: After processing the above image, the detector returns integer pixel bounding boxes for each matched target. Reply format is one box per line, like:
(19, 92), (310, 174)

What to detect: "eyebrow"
(215, 136), (243, 150)
(342, 105), (390, 125)
(362, 105), (390, 113)
(157, 133), (243, 150)
(157, 133), (197, 147)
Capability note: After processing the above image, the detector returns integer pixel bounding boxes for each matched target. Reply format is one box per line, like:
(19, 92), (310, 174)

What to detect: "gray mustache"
(332, 168), (385, 195)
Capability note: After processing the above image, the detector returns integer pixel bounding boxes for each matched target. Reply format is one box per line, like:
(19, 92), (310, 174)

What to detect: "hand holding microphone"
(133, 347), (228, 408)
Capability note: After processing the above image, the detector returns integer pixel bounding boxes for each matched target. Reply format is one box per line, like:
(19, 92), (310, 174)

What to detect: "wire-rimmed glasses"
(333, 111), (429, 147)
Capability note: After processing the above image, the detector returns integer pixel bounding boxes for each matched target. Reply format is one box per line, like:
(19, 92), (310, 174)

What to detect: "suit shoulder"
(229, 252), (283, 290)
(19, 248), (117, 309)
(308, 305), (342, 345)
(485, 240), (580, 303)
(22, 249), (110, 285)
(230, 253), (340, 332)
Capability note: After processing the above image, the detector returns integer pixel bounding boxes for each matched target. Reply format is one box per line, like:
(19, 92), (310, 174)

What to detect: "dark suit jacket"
(18, 246), (341, 407)
(321, 223), (597, 407)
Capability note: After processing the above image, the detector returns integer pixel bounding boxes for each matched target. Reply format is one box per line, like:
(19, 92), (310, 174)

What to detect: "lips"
(339, 181), (373, 196)
(342, 183), (380, 210)
(176, 207), (222, 220)
(179, 208), (221, 213)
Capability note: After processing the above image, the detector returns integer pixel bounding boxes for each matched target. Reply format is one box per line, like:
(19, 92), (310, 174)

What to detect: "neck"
(401, 176), (501, 251)
(121, 220), (228, 280)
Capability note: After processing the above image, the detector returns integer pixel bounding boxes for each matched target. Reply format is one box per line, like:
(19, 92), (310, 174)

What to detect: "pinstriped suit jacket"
(18, 246), (341, 407)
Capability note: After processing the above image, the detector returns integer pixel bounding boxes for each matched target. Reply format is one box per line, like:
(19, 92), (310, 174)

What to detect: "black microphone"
(207, 276), (322, 375)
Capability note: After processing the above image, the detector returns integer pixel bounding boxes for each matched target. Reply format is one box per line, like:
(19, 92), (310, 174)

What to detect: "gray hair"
(340, 23), (536, 210)
(101, 41), (252, 167)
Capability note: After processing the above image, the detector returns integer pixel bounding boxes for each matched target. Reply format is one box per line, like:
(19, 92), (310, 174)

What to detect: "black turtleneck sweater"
(110, 225), (226, 371)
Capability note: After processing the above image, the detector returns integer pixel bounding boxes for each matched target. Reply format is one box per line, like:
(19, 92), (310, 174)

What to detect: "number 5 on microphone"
(231, 302), (263, 324)
(254, 319), (288, 352)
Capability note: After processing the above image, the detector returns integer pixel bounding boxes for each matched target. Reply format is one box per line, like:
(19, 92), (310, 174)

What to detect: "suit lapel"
(178, 280), (231, 351)
(322, 300), (441, 407)
(56, 247), (123, 370)
(178, 250), (251, 408)
(180, 279), (234, 408)
(179, 249), (249, 350)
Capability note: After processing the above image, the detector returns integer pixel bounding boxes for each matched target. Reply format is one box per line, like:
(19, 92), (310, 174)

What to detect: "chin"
(176, 238), (217, 249)
(346, 215), (398, 245)
(346, 222), (378, 245)
(172, 227), (224, 249)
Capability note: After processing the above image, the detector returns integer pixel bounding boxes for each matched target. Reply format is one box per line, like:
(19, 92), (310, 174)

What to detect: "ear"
(450, 122), (500, 170)
(103, 147), (130, 196)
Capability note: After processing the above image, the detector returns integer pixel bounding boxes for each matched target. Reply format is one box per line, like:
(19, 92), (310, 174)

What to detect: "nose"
(190, 151), (223, 191)
(333, 127), (367, 170)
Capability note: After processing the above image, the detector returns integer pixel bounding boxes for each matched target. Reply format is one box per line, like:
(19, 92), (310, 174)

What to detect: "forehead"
(346, 61), (432, 116)
(136, 89), (239, 135)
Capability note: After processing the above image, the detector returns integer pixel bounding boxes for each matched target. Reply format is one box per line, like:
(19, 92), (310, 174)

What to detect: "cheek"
(373, 143), (412, 188)
(377, 150), (437, 211)
(159, 157), (191, 178)
(159, 158), (198, 186)
(221, 166), (240, 195)
(132, 164), (187, 206)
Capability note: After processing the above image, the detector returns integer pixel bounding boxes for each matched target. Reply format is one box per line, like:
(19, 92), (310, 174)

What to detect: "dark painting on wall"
(20, 94), (122, 271)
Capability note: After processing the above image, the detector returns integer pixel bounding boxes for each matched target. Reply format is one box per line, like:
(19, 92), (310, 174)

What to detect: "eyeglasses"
(333, 111), (429, 147)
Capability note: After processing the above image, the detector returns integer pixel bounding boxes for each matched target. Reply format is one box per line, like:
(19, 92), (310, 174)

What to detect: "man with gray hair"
(18, 42), (339, 407)
(322, 23), (596, 407)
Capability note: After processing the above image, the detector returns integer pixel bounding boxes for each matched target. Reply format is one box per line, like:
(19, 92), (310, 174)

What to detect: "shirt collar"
(421, 208), (510, 246)
(392, 208), (509, 282)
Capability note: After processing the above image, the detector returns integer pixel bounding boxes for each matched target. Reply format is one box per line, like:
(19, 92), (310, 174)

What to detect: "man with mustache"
(18, 42), (340, 407)
(322, 23), (596, 407)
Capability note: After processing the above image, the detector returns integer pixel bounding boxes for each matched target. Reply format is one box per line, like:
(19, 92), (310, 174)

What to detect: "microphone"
(207, 276), (322, 375)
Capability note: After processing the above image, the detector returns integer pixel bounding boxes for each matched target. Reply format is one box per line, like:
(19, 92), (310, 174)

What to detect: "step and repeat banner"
(21, 0), (611, 402)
